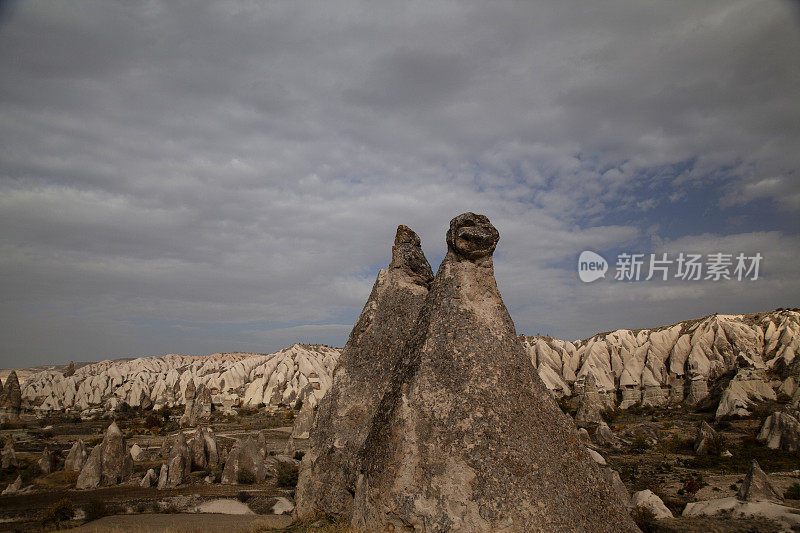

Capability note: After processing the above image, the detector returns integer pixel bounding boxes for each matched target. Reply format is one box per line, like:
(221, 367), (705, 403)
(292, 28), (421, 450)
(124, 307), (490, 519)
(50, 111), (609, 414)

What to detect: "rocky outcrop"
(20, 344), (340, 414)
(76, 422), (133, 489)
(715, 368), (776, 419)
(593, 421), (620, 448)
(296, 225), (434, 519)
(737, 460), (782, 502)
(632, 490), (673, 519)
(1, 438), (17, 469)
(189, 426), (219, 470)
(65, 439), (88, 471)
(757, 411), (800, 452)
(221, 436), (266, 485)
(290, 400), (315, 440)
(524, 309), (800, 414)
(140, 468), (157, 487)
(694, 421), (720, 456)
(352, 213), (637, 532)
(180, 379), (197, 427)
(575, 375), (604, 429)
(130, 443), (145, 461)
(2, 475), (23, 495)
(64, 361), (75, 378)
(38, 447), (55, 474)
(0, 371), (22, 423)
(164, 433), (192, 488)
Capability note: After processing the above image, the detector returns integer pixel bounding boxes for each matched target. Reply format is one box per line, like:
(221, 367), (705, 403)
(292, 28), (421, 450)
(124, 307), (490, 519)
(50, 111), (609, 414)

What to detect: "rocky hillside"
(523, 308), (800, 417)
(19, 344), (339, 415)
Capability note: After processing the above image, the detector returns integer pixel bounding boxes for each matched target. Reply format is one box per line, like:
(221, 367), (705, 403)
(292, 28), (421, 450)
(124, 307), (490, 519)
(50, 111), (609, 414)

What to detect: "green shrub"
(41, 498), (74, 527)
(83, 500), (108, 522)
(238, 467), (256, 485)
(601, 407), (622, 424)
(276, 462), (299, 488)
(704, 433), (727, 456)
(293, 451), (306, 462)
(21, 463), (42, 483)
(237, 491), (252, 503)
(630, 434), (651, 454)
(661, 435), (693, 454)
(681, 473), (707, 495)
(785, 482), (800, 500)
(144, 413), (162, 429)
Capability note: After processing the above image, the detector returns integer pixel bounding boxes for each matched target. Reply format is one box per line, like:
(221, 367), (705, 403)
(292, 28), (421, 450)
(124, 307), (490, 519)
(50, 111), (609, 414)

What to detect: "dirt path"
(67, 513), (292, 532)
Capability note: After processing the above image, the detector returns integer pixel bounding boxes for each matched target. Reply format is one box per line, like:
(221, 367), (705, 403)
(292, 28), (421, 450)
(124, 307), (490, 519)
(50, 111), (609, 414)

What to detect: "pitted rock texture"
(296, 225), (433, 519)
(352, 213), (637, 533)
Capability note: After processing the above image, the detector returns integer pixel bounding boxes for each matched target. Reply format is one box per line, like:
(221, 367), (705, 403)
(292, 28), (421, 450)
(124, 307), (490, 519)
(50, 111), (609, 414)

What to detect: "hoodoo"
(351, 213), (637, 532)
(296, 225), (434, 518)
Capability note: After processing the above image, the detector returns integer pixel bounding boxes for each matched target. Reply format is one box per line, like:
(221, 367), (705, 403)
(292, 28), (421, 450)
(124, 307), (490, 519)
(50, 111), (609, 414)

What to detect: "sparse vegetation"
(238, 467), (256, 485)
(276, 462), (299, 488)
(785, 482), (800, 500)
(630, 434), (651, 454)
(40, 498), (74, 527)
(83, 500), (108, 522)
(631, 506), (657, 533)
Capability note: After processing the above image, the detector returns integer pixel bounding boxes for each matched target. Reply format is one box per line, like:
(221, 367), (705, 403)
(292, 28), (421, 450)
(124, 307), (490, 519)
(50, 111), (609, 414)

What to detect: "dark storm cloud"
(0, 1), (798, 366)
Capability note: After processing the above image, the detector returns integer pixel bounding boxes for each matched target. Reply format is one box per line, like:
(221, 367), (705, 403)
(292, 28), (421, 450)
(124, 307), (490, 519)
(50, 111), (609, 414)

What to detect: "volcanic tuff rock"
(164, 432), (192, 487)
(523, 309), (800, 415)
(189, 426), (219, 470)
(1, 438), (17, 469)
(290, 399), (315, 440)
(694, 421), (720, 456)
(0, 371), (21, 422)
(757, 411), (800, 452)
(38, 447), (55, 474)
(632, 490), (673, 519)
(352, 213), (637, 532)
(65, 439), (90, 472)
(76, 422), (133, 489)
(221, 436), (266, 485)
(296, 225), (434, 519)
(737, 460), (783, 502)
(21, 344), (339, 414)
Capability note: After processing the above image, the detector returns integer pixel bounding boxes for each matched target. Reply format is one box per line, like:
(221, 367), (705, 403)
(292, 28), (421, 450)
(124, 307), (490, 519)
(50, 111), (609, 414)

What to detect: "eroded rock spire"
(352, 212), (637, 532)
(295, 225), (433, 519)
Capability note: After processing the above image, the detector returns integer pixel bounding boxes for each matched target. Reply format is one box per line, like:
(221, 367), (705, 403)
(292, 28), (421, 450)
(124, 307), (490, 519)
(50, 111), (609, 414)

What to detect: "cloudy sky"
(1, 1), (799, 367)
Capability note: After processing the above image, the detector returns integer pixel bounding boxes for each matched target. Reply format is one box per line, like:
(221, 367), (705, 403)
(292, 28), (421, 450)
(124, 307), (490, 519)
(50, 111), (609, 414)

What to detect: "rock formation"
(0, 371), (22, 423)
(575, 374), (604, 429)
(351, 213), (637, 532)
(2, 475), (23, 495)
(130, 443), (145, 461)
(140, 468), (157, 487)
(1, 438), (17, 469)
(65, 439), (88, 471)
(737, 460), (783, 502)
(694, 421), (720, 456)
(290, 400), (315, 439)
(296, 225), (434, 518)
(757, 411), (800, 452)
(593, 420), (620, 448)
(180, 379), (197, 427)
(21, 343), (339, 414)
(76, 422), (133, 489)
(632, 490), (673, 519)
(189, 426), (219, 470)
(64, 361), (75, 377)
(221, 436), (266, 485)
(38, 447), (55, 474)
(164, 432), (192, 487)
(524, 309), (800, 415)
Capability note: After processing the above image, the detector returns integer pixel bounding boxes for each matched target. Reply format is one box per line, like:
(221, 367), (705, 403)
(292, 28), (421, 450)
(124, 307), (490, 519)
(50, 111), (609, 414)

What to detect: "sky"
(1, 1), (799, 367)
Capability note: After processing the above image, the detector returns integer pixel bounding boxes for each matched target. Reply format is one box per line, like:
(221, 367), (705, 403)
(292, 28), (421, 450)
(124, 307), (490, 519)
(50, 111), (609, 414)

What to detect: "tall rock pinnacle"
(352, 213), (637, 532)
(296, 225), (434, 518)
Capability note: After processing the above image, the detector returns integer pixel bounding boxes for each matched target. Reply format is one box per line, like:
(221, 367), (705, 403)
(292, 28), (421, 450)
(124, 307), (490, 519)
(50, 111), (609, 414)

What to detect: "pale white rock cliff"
(20, 344), (339, 415)
(523, 309), (800, 415)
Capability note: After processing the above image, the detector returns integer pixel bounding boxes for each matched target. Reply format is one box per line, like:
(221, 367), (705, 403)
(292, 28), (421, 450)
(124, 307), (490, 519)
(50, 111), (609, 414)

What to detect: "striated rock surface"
(737, 460), (783, 502)
(296, 225), (433, 519)
(523, 309), (800, 414)
(757, 411), (800, 452)
(352, 213), (637, 532)
(76, 422), (133, 489)
(21, 344), (339, 414)
(164, 432), (192, 487)
(140, 468), (157, 487)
